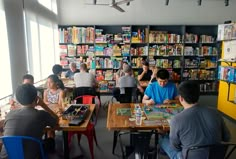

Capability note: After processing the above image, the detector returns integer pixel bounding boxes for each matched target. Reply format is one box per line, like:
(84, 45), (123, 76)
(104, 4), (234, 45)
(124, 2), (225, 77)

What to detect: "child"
(43, 74), (65, 109)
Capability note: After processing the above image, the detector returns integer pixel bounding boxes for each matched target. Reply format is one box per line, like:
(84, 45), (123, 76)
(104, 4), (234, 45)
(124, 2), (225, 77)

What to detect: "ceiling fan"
(85, 0), (134, 12)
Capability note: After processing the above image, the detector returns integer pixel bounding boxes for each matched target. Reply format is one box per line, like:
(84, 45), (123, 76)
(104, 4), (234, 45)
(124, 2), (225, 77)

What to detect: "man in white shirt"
(74, 63), (97, 87)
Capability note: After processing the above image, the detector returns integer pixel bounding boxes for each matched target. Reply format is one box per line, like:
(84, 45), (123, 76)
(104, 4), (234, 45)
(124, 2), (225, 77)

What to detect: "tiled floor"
(50, 96), (236, 159)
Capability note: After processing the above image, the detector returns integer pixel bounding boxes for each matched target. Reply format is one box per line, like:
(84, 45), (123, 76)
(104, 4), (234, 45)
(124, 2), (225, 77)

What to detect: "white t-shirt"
(74, 72), (96, 87)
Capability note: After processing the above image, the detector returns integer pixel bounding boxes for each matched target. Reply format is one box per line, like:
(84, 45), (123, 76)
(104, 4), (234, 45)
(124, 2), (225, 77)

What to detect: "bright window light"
(39, 23), (54, 79)
(38, 0), (52, 11)
(0, 9), (12, 98)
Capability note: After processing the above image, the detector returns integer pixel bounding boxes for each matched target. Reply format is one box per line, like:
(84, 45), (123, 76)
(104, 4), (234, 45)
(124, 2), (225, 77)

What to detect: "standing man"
(65, 62), (79, 79)
(137, 61), (152, 81)
(159, 81), (230, 159)
(142, 69), (178, 105)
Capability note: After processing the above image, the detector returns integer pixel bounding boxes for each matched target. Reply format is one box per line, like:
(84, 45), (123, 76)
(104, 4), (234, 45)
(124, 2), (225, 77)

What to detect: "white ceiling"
(58, 0), (236, 25)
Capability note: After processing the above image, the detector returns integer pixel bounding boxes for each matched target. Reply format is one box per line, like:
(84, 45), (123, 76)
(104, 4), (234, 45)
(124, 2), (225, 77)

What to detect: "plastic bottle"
(135, 107), (142, 126)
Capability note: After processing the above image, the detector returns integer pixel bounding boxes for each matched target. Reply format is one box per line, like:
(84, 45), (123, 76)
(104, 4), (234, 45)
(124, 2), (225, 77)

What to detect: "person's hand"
(145, 99), (155, 106)
(36, 96), (45, 106)
(163, 99), (172, 104)
(9, 99), (15, 106)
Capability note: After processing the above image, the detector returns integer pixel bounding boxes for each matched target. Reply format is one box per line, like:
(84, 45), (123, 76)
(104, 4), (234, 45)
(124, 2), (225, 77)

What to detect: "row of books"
(59, 27), (94, 44)
(184, 46), (218, 56)
(183, 69), (216, 80)
(155, 59), (181, 68)
(149, 31), (182, 43)
(96, 70), (114, 81)
(60, 56), (95, 69)
(152, 44), (183, 56)
(60, 45), (95, 57)
(95, 27), (131, 43)
(98, 81), (116, 92)
(218, 66), (236, 82)
(217, 23), (236, 41)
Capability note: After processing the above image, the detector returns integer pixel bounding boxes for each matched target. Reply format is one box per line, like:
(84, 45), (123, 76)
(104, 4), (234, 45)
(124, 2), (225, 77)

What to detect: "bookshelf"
(217, 22), (236, 120)
(58, 25), (220, 95)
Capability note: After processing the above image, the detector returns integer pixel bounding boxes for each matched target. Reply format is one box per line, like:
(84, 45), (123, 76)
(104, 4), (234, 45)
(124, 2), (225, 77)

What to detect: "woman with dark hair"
(43, 74), (65, 108)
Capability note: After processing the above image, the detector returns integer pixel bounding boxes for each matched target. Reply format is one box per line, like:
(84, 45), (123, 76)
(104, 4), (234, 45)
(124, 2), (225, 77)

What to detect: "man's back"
(2, 107), (57, 159)
(74, 72), (95, 87)
(170, 105), (230, 158)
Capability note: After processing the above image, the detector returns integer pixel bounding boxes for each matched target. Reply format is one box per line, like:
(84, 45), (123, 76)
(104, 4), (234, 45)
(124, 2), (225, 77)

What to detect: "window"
(38, 0), (57, 14)
(24, 1), (58, 82)
(0, 2), (12, 98)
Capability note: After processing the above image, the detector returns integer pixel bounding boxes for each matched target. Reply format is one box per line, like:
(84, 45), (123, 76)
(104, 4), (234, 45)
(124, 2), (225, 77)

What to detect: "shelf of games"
(58, 25), (220, 95)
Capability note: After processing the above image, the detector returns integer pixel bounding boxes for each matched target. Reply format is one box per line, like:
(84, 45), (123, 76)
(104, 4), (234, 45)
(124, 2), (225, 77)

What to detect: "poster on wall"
(223, 40), (236, 60)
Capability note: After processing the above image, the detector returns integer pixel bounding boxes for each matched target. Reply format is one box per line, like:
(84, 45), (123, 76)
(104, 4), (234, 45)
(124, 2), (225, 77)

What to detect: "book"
(67, 45), (76, 56)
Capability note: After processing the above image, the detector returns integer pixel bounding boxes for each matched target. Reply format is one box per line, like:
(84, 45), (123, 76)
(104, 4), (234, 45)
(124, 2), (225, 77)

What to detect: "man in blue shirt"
(142, 69), (178, 105)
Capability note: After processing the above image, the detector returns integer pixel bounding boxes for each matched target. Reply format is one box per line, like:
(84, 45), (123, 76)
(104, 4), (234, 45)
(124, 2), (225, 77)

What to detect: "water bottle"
(135, 107), (142, 126)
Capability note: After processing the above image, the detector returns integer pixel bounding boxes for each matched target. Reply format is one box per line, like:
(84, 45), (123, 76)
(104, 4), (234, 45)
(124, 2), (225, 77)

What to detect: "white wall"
(58, 0), (236, 25)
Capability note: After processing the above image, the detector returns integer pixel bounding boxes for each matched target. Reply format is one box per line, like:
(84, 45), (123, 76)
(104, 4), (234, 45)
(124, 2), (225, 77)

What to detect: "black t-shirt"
(138, 69), (152, 81)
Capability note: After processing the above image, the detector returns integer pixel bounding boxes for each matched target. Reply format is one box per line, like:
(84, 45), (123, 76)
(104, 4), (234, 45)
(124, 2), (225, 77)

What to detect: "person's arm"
(169, 118), (181, 150)
(138, 70), (146, 81)
(43, 90), (50, 105)
(37, 97), (59, 123)
(58, 90), (65, 109)
(163, 84), (180, 104)
(142, 95), (155, 105)
(136, 80), (144, 93)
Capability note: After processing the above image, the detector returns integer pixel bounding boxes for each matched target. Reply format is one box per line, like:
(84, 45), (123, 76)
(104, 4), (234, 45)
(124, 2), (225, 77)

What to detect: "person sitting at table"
(10, 74), (35, 110)
(117, 65), (144, 102)
(142, 68), (179, 105)
(137, 61), (152, 81)
(43, 74), (65, 108)
(74, 63), (97, 88)
(113, 61), (129, 101)
(73, 63), (99, 99)
(1, 84), (59, 158)
(159, 81), (231, 159)
(52, 64), (65, 90)
(65, 62), (79, 79)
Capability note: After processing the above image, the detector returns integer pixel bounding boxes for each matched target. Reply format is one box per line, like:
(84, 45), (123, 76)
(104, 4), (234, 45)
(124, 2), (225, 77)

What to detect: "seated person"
(142, 69), (179, 105)
(115, 65), (144, 102)
(10, 74), (34, 110)
(1, 84), (59, 159)
(113, 61), (129, 100)
(137, 61), (152, 81)
(43, 74), (65, 108)
(52, 64), (65, 90)
(159, 81), (230, 159)
(65, 62), (79, 79)
(74, 63), (97, 88)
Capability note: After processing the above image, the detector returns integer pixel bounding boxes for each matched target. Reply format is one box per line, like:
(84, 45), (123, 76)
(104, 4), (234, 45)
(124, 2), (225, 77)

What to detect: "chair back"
(73, 87), (96, 98)
(0, 136), (46, 159)
(119, 87), (136, 103)
(74, 95), (101, 125)
(119, 130), (157, 159)
(185, 143), (236, 159)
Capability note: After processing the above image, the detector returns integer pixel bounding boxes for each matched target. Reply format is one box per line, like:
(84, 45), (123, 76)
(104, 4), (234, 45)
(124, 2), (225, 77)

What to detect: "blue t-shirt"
(144, 81), (178, 104)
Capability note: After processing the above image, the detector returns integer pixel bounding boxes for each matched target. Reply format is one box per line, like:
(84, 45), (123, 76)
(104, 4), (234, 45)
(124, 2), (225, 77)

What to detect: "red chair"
(68, 95), (101, 159)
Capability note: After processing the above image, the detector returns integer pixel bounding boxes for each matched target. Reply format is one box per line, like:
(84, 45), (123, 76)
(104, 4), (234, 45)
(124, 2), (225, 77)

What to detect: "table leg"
(112, 130), (119, 154)
(63, 131), (70, 159)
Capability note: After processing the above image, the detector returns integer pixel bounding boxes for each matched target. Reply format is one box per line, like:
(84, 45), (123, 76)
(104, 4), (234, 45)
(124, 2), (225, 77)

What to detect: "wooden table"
(107, 103), (170, 131)
(48, 104), (95, 159)
(107, 103), (171, 155)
